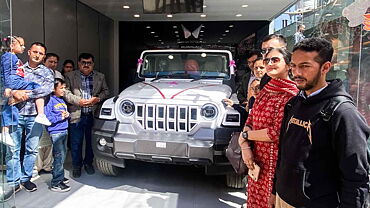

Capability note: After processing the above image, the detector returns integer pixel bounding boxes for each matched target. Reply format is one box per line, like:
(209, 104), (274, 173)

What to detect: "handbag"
(225, 131), (247, 175)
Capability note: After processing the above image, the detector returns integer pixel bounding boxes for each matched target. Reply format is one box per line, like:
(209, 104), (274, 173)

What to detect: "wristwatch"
(242, 131), (248, 140)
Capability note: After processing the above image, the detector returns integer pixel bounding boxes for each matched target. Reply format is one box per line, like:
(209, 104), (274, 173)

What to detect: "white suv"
(92, 49), (243, 188)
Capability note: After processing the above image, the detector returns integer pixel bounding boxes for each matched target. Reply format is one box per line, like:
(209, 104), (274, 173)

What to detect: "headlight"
(201, 104), (218, 119)
(121, 100), (135, 116)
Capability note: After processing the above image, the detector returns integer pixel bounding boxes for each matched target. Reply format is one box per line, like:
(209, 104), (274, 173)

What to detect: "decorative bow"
(229, 60), (236, 68)
(137, 58), (143, 65)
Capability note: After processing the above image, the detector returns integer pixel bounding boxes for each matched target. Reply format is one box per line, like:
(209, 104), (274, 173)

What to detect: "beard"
(295, 69), (321, 91)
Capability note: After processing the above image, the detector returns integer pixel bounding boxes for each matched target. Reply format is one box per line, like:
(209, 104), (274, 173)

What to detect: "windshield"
(139, 52), (231, 79)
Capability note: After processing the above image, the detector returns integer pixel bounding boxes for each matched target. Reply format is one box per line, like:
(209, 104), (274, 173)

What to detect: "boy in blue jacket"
(45, 78), (71, 192)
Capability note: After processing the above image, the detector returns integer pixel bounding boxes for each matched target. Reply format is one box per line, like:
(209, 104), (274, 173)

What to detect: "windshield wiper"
(191, 76), (222, 82)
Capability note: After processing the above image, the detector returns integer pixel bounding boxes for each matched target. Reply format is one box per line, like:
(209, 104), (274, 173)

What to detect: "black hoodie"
(274, 79), (370, 208)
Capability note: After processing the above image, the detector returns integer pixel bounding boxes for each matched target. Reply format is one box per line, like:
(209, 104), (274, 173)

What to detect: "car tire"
(96, 159), (120, 176)
(226, 173), (244, 189)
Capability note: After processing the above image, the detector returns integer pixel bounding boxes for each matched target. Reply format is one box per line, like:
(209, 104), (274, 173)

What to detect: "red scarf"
(263, 78), (298, 96)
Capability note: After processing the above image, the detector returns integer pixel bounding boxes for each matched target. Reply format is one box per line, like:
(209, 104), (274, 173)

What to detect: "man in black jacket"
(270, 37), (370, 208)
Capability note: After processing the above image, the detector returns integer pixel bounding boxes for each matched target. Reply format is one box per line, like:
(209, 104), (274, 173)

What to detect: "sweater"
(45, 95), (68, 134)
(274, 79), (370, 207)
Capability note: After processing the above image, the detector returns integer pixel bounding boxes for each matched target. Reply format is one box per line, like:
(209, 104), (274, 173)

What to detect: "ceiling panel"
(79, 0), (296, 21)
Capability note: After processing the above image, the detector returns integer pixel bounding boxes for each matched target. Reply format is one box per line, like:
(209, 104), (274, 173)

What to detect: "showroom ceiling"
(79, 0), (296, 21)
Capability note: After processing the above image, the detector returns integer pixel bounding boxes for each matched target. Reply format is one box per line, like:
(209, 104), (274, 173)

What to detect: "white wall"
(11, 0), (118, 95)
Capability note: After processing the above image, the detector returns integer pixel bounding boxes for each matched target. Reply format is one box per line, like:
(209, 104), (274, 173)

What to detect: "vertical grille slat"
(135, 104), (198, 132)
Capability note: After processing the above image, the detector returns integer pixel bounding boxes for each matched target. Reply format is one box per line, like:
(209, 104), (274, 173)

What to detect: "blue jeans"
(6, 115), (42, 186)
(70, 114), (94, 169)
(51, 131), (68, 186)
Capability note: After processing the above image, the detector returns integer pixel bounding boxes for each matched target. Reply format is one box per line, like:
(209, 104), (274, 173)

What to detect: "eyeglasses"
(80, 61), (93, 66)
(263, 57), (282, 65)
(261, 47), (274, 55)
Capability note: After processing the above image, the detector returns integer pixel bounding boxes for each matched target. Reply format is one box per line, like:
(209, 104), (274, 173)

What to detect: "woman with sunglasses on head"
(238, 48), (299, 208)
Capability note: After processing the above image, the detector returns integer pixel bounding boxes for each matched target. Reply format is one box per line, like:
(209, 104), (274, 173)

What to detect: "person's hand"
(4, 88), (11, 97)
(242, 148), (255, 170)
(78, 99), (90, 107)
(222, 98), (233, 107)
(12, 90), (30, 102)
(61, 110), (70, 119)
(238, 132), (254, 170)
(88, 97), (101, 106)
(268, 194), (276, 208)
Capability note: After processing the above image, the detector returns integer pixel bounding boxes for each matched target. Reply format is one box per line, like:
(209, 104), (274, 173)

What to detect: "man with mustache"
(64, 53), (109, 178)
(270, 37), (370, 208)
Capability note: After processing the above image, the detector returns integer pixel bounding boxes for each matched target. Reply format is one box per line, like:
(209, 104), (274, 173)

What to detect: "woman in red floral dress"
(239, 48), (299, 208)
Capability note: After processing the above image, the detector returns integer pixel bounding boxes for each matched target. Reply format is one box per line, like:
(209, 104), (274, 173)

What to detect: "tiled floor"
(5, 160), (246, 208)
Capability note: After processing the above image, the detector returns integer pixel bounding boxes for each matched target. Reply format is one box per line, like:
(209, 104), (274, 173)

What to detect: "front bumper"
(92, 118), (238, 167)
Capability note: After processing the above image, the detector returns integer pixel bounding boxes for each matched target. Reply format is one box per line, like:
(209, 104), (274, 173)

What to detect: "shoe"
(34, 114), (51, 126)
(38, 169), (52, 175)
(84, 164), (95, 175)
(63, 177), (70, 184)
(21, 181), (37, 192)
(50, 182), (71, 192)
(72, 168), (81, 178)
(0, 133), (15, 147)
(2, 185), (21, 202)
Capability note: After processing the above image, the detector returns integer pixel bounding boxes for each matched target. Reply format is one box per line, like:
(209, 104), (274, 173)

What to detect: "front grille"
(135, 104), (198, 132)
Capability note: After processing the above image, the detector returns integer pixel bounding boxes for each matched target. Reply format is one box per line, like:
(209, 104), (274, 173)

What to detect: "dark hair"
(1, 36), (23, 52)
(78, 53), (94, 62)
(297, 24), (305, 30)
(262, 34), (287, 47)
(63, 59), (75, 67)
(253, 56), (264, 65)
(30, 42), (47, 52)
(246, 49), (261, 59)
(292, 37), (333, 66)
(265, 48), (292, 65)
(45, 53), (59, 62)
(54, 78), (65, 89)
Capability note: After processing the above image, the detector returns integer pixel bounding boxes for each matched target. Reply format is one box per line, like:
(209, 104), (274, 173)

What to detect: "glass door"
(1, 0), (15, 207)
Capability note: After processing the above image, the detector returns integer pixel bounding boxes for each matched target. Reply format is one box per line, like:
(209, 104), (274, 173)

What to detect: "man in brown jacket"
(64, 53), (109, 178)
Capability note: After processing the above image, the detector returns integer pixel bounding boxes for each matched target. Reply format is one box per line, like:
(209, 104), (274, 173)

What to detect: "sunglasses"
(261, 47), (274, 55)
(263, 57), (282, 65)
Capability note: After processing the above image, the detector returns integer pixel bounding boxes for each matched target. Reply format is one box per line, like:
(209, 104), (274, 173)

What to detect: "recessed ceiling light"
(151, 31), (155, 34)
(203, 5), (207, 8)
(241, 4), (248, 8)
(222, 34), (226, 36)
(154, 35), (159, 38)
(218, 40), (221, 43)
(146, 26), (151, 29)
(236, 14), (242, 17)
(133, 14), (140, 18)
(123, 5), (130, 9)
(174, 31), (179, 34)
(167, 14), (173, 18)
(229, 25), (234, 28)
(225, 30), (229, 32)
(200, 14), (207, 18)
(219, 37), (223, 40)
(200, 30), (204, 33)
(173, 25), (177, 28)
(158, 40), (162, 41)
(161, 42), (164, 44)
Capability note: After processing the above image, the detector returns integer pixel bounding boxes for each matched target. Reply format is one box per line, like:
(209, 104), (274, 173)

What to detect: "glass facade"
(0, 0), (15, 207)
(273, 0), (370, 125)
